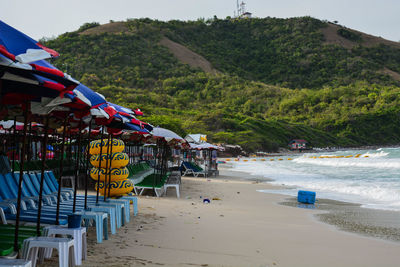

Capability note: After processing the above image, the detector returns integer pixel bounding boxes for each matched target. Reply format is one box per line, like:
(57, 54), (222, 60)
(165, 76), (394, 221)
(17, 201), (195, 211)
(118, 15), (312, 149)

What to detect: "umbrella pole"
(84, 119), (93, 209)
(34, 135), (38, 161)
(73, 119), (82, 212)
(55, 118), (68, 225)
(68, 130), (73, 160)
(13, 106), (29, 252)
(26, 122), (32, 164)
(96, 127), (105, 204)
(12, 117), (17, 173)
(36, 115), (49, 236)
(103, 133), (111, 202)
(129, 145), (132, 164)
(107, 133), (114, 199)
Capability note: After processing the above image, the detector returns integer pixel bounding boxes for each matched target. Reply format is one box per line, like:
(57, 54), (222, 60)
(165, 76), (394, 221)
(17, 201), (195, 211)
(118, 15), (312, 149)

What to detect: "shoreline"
(219, 166), (400, 243)
(280, 197), (400, 243)
(227, 144), (400, 157)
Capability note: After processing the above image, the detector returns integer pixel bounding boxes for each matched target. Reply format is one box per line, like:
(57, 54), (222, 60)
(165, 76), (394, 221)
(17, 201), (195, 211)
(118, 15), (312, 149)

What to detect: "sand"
(40, 170), (400, 267)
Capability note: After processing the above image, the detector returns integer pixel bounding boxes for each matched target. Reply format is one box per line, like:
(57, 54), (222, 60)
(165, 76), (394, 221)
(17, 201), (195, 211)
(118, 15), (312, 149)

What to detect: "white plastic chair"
(0, 259), (32, 267)
(43, 226), (87, 266)
(22, 237), (75, 267)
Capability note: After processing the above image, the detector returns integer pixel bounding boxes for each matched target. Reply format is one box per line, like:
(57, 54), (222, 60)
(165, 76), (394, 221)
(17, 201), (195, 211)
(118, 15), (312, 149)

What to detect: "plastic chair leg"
(103, 217), (108, 241)
(95, 218), (103, 243)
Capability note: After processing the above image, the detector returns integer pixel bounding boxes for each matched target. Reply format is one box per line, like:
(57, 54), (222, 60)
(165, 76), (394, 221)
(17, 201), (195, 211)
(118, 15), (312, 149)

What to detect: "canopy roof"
(189, 142), (224, 151)
(185, 134), (208, 144)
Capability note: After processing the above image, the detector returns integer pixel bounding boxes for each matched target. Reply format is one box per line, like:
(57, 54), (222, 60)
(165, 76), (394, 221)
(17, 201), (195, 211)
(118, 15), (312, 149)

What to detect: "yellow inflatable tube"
(90, 167), (129, 181)
(89, 139), (125, 155)
(90, 152), (129, 168)
(95, 179), (134, 197)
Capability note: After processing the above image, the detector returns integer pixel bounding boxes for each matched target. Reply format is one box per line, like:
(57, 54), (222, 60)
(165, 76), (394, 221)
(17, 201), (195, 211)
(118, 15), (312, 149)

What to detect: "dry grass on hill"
(159, 37), (219, 74)
(80, 21), (130, 35)
(321, 23), (400, 49)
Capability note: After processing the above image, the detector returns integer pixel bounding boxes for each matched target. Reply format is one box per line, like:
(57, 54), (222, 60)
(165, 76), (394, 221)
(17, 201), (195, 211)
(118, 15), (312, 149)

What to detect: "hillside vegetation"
(43, 17), (400, 151)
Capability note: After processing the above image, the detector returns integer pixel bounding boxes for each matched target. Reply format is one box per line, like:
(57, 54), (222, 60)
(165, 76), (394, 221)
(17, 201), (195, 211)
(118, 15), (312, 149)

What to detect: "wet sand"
(281, 198), (400, 242)
(38, 170), (400, 267)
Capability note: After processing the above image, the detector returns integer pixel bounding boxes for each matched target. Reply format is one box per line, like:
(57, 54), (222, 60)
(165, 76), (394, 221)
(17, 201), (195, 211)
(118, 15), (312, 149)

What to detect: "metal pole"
(34, 136), (38, 161)
(13, 107), (29, 252)
(68, 130), (73, 160)
(107, 133), (114, 199)
(12, 117), (17, 173)
(84, 119), (93, 209)
(55, 118), (68, 225)
(36, 116), (49, 236)
(96, 127), (105, 203)
(26, 122), (32, 164)
(103, 133), (111, 202)
(73, 119), (82, 212)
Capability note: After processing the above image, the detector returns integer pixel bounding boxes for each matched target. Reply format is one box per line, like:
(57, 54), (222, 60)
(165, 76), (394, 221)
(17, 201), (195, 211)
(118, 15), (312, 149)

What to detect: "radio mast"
(235, 1), (252, 18)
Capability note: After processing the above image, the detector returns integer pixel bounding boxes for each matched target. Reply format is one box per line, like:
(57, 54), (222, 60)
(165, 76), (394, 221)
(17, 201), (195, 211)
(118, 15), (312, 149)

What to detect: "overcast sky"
(1, 0), (399, 41)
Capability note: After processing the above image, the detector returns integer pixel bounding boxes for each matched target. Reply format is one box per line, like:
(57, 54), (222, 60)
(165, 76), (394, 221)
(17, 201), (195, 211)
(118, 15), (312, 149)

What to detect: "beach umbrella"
(73, 84), (116, 119)
(0, 56), (83, 117)
(108, 103), (153, 132)
(151, 127), (184, 142)
(0, 21), (85, 118)
(0, 20), (78, 86)
(0, 20), (58, 64)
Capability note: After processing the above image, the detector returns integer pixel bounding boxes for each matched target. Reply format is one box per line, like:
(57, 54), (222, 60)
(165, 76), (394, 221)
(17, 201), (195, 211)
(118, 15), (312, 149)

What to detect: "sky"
(1, 0), (400, 42)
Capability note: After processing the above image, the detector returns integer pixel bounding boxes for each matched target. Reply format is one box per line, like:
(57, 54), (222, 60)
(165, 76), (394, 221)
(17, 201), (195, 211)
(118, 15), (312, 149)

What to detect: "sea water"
(229, 147), (400, 211)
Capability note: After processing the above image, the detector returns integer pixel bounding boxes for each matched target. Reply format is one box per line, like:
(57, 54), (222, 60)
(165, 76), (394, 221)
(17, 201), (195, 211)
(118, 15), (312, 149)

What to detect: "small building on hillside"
(288, 139), (308, 150)
(241, 12), (252, 18)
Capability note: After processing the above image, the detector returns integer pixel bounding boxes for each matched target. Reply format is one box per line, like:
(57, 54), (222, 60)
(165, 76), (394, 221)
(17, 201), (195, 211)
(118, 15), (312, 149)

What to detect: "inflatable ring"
(90, 152), (129, 168)
(89, 139), (125, 155)
(95, 179), (134, 197)
(90, 167), (129, 181)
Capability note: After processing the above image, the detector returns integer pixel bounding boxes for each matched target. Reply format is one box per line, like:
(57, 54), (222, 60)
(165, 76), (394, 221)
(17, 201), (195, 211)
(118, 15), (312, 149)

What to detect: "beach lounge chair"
(0, 224), (42, 257)
(181, 162), (207, 177)
(127, 162), (154, 186)
(0, 173), (68, 225)
(134, 173), (169, 197)
(0, 172), (106, 225)
(46, 171), (133, 222)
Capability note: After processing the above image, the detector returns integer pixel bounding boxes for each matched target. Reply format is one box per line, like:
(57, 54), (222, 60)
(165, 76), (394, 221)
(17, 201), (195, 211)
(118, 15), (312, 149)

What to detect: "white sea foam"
(228, 148), (400, 211)
(293, 157), (400, 169)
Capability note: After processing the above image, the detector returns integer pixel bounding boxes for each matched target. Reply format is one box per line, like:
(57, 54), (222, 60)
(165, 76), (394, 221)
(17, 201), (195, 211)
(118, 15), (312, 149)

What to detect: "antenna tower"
(235, 1), (247, 17)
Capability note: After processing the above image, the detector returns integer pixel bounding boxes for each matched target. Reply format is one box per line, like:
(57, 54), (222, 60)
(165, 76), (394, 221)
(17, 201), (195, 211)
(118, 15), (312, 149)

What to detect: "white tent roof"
(191, 142), (224, 151)
(185, 134), (207, 144)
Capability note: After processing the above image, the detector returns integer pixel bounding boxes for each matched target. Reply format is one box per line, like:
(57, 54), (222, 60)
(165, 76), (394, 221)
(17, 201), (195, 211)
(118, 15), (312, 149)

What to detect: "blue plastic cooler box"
(297, 190), (316, 204)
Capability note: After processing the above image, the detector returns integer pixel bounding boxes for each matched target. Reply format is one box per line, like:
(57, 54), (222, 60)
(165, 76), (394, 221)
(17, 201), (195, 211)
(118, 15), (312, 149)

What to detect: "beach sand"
(40, 170), (400, 267)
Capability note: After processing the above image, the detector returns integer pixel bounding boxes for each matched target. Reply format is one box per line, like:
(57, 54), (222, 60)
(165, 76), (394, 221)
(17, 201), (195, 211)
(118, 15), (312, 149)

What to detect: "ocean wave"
(229, 148), (400, 211)
(293, 157), (400, 169)
(361, 151), (389, 158)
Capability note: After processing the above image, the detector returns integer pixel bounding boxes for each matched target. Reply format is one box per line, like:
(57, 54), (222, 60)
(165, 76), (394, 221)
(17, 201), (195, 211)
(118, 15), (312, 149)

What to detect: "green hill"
(43, 17), (400, 151)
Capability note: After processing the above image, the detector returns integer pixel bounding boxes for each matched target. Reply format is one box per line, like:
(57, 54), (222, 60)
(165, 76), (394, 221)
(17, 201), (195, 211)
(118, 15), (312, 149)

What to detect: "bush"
(337, 28), (362, 42)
